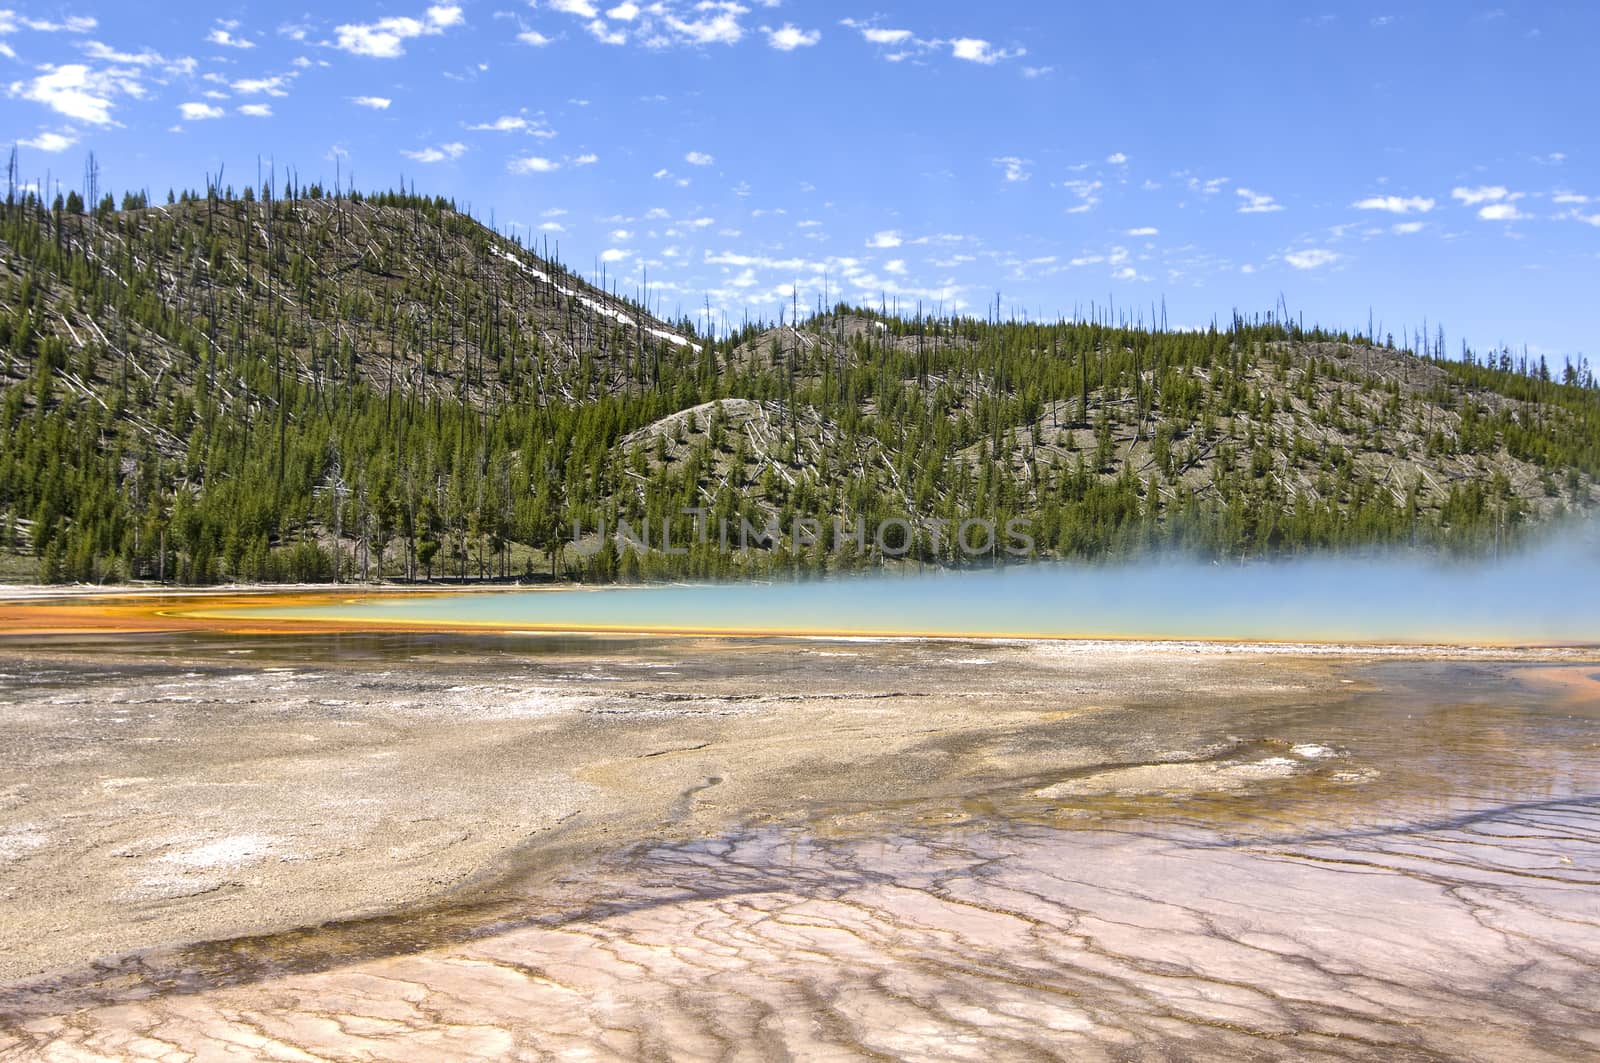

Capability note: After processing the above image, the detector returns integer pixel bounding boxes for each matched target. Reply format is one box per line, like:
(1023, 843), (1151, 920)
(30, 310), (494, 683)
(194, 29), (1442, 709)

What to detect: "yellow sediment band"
(0, 589), (1592, 651)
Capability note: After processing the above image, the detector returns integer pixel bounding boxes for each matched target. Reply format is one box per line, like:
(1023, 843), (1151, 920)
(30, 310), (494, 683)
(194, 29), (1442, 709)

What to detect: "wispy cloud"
(1062, 179), (1101, 213)
(840, 18), (1023, 65)
(206, 24), (254, 49)
(1237, 188), (1284, 213)
(856, 25), (912, 45)
(538, 0), (763, 50)
(179, 101), (225, 121)
(949, 37), (1024, 64)
(1285, 248), (1340, 269)
(1451, 185), (1511, 206)
(993, 156), (1031, 183)
(0, 12), (96, 33)
(18, 129), (77, 152)
(334, 4), (463, 58)
(232, 75), (291, 96)
(1452, 185), (1528, 220)
(1353, 194), (1435, 214)
(467, 114), (554, 136)
(403, 141), (466, 163)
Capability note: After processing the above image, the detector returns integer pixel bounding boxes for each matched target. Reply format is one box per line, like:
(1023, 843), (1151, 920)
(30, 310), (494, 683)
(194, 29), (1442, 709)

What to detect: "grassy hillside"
(1, 185), (1596, 585)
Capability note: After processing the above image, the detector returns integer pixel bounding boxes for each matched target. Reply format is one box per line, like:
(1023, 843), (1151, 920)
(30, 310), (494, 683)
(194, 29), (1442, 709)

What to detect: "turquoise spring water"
(223, 547), (1600, 645)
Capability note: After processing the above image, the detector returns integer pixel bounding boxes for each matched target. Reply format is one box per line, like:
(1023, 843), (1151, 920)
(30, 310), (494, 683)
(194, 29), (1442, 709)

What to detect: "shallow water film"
(0, 630), (1596, 1061)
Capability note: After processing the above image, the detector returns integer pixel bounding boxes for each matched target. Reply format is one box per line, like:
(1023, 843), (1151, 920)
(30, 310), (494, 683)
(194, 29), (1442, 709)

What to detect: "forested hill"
(1, 184), (1597, 586)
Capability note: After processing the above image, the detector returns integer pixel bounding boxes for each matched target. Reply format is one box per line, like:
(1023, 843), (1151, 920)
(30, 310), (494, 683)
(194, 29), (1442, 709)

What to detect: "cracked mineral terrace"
(0, 616), (1596, 1060)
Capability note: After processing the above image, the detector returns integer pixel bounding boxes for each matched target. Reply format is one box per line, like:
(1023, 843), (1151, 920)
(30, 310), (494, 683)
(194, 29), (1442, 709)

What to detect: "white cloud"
(600, 247), (631, 263)
(237, 103), (272, 117)
(1236, 188), (1284, 213)
(77, 40), (189, 68)
(1478, 202), (1528, 221)
(1106, 152), (1127, 165)
(1447, 186), (1528, 220)
(993, 156), (1030, 182)
(766, 23), (820, 50)
(1062, 179), (1101, 213)
(1451, 185), (1510, 206)
(1392, 221), (1425, 234)
(469, 115), (530, 131)
(352, 95), (391, 109)
(868, 230), (902, 249)
(584, 19), (627, 44)
(517, 30), (553, 45)
(684, 150), (714, 166)
(949, 37), (1023, 64)
(509, 155), (560, 174)
(206, 27), (254, 49)
(1126, 226), (1159, 236)
(539, 221), (566, 232)
(1552, 192), (1590, 205)
(9, 63), (129, 125)
(573, 152), (599, 166)
(232, 75), (290, 96)
(884, 259), (907, 274)
(179, 101), (225, 120)
(1021, 65), (1053, 78)
(0, 12), (96, 33)
(860, 26), (912, 45)
(18, 129), (77, 152)
(1353, 194), (1434, 214)
(538, 2), (803, 51)
(334, 5), (463, 58)
(403, 142), (466, 162)
(1285, 248), (1340, 270)
(659, 8), (743, 45)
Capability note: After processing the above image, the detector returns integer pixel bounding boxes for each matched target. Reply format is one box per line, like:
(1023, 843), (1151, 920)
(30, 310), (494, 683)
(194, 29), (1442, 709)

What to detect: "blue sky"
(2, 1), (1596, 356)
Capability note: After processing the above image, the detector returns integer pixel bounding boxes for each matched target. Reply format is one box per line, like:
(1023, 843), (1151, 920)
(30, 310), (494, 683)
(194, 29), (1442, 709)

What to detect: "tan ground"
(0, 631), (1371, 984)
